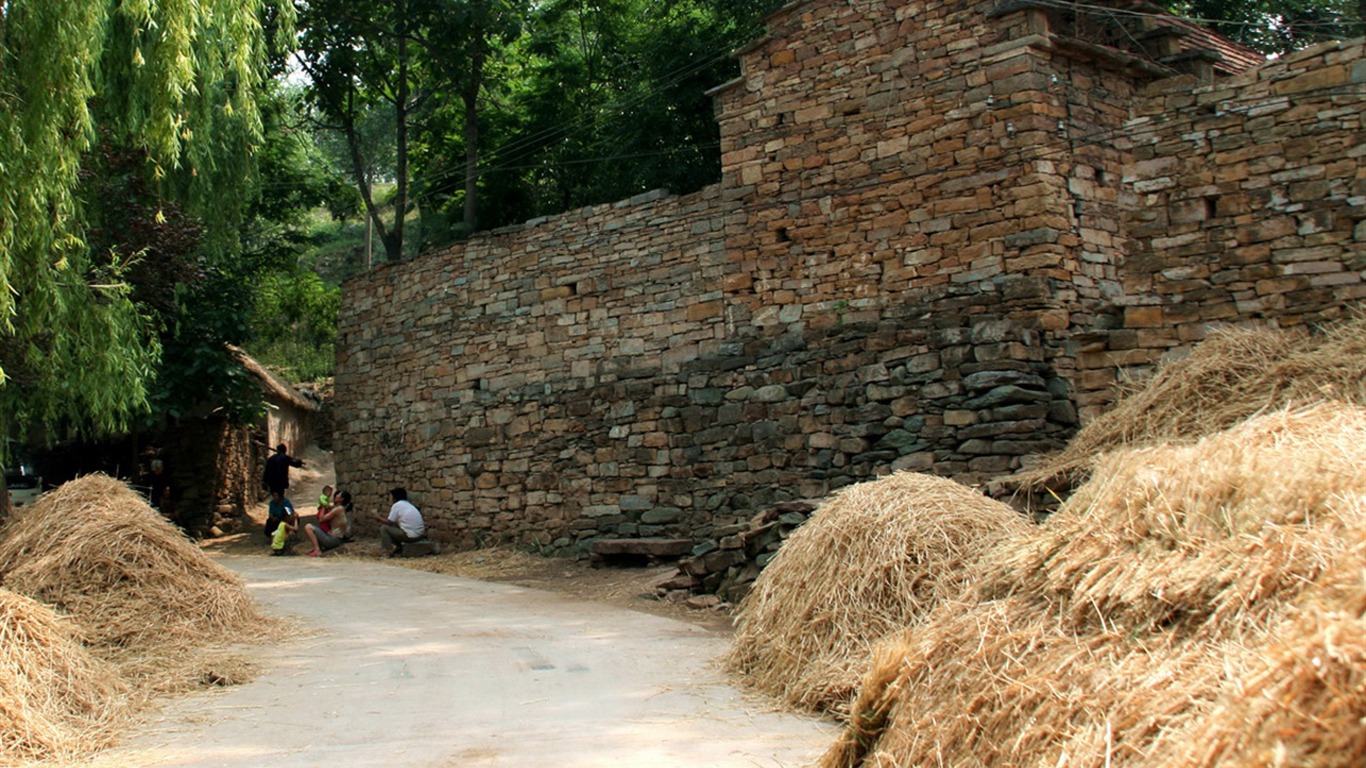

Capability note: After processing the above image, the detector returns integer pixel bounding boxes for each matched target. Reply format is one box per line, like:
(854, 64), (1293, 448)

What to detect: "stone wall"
(164, 418), (259, 537)
(334, 0), (1365, 553)
(1078, 39), (1366, 415)
(335, 188), (739, 547)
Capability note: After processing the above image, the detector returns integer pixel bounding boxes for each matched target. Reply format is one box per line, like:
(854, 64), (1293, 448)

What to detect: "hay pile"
(0, 588), (128, 765)
(0, 474), (283, 764)
(1158, 547), (1366, 768)
(726, 471), (1028, 714)
(1019, 319), (1366, 490)
(0, 475), (272, 657)
(823, 403), (1366, 767)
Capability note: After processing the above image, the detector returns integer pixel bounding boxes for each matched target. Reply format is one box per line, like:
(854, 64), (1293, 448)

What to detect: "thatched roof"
(230, 345), (318, 413)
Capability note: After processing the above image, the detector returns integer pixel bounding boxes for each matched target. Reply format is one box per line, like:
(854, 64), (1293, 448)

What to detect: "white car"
(6, 464), (42, 508)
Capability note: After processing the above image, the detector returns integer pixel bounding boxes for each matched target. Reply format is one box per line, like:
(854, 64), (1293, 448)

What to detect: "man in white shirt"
(374, 487), (426, 557)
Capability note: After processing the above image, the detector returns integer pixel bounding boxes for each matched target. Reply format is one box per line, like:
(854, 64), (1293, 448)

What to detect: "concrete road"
(87, 555), (834, 767)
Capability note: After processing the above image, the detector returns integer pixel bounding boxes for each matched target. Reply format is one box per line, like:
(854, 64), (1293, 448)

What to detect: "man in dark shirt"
(263, 443), (303, 495)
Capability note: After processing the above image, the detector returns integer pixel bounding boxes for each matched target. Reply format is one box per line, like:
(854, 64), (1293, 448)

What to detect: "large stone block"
(593, 538), (694, 559)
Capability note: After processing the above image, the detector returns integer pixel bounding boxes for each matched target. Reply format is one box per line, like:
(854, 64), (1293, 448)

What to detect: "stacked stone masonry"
(335, 0), (1366, 554)
(1094, 41), (1366, 410)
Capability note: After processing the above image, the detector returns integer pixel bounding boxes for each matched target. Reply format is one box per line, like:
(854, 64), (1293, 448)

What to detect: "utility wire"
(1029, 0), (1362, 32)
(443, 0), (1357, 187)
(255, 40), (732, 193)
(268, 2), (1359, 198)
(416, 44), (740, 188)
(265, 82), (1364, 218)
(403, 3), (1359, 191)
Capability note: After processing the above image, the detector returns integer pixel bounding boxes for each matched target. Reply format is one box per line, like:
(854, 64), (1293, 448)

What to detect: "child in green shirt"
(271, 518), (295, 555)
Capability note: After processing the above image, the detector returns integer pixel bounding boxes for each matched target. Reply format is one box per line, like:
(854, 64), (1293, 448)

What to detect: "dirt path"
(217, 447), (735, 632)
(87, 537), (832, 767)
(85, 556), (833, 767)
(87, 449), (836, 766)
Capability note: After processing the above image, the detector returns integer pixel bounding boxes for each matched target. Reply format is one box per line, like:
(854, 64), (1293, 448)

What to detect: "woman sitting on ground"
(303, 490), (352, 557)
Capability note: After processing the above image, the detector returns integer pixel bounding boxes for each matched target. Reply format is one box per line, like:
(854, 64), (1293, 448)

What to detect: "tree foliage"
(160, 82), (342, 413)
(296, 0), (423, 262)
(296, 0), (776, 244)
(431, 0), (774, 231)
(0, 0), (289, 451)
(1170, 0), (1363, 52)
(249, 271), (341, 383)
(296, 0), (532, 258)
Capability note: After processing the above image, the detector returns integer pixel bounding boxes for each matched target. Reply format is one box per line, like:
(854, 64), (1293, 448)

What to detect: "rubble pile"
(656, 500), (819, 606)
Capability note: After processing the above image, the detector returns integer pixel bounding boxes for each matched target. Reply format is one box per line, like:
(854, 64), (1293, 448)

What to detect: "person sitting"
(374, 487), (425, 557)
(264, 489), (298, 543)
(303, 490), (352, 557)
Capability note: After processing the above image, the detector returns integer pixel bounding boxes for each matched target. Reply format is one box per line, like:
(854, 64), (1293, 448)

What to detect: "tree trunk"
(462, 48), (485, 233)
(393, 0), (410, 260)
(344, 117), (399, 264)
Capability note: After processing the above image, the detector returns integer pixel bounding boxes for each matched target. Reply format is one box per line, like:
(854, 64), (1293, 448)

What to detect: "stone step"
(398, 540), (442, 558)
(592, 538), (694, 559)
(591, 538), (694, 567)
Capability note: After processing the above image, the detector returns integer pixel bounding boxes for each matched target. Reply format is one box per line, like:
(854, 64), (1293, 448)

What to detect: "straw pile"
(0, 588), (129, 766)
(726, 471), (1028, 714)
(825, 598), (1236, 768)
(0, 474), (279, 692)
(986, 405), (1364, 637)
(1154, 551), (1366, 768)
(822, 403), (1366, 767)
(1019, 319), (1366, 491)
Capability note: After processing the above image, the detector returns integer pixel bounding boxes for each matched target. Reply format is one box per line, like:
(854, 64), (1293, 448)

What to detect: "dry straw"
(986, 405), (1366, 639)
(824, 403), (1366, 767)
(0, 474), (281, 693)
(727, 471), (1027, 715)
(0, 588), (129, 766)
(1155, 522), (1366, 768)
(823, 598), (1236, 768)
(1018, 318), (1366, 492)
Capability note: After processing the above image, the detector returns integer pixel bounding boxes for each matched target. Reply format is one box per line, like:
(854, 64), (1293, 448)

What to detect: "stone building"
(335, 0), (1366, 553)
(239, 348), (319, 458)
(29, 348), (317, 537)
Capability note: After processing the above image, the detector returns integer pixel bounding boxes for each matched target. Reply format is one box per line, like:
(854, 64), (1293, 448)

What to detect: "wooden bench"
(591, 538), (694, 567)
(397, 539), (442, 558)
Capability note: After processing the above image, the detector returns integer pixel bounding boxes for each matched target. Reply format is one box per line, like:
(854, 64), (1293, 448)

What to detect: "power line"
(1029, 0), (1361, 32)
(269, 1), (1361, 207)
(414, 45), (740, 188)
(403, 2), (1359, 195)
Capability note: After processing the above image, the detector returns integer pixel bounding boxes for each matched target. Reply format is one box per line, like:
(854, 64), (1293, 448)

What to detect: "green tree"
(0, 0), (287, 477)
(239, 86), (347, 385)
(1170, 0), (1362, 52)
(249, 271), (342, 382)
(297, 0), (775, 241)
(296, 0), (427, 262)
(424, 0), (528, 235)
(465, 0), (772, 228)
(297, 0), (529, 254)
